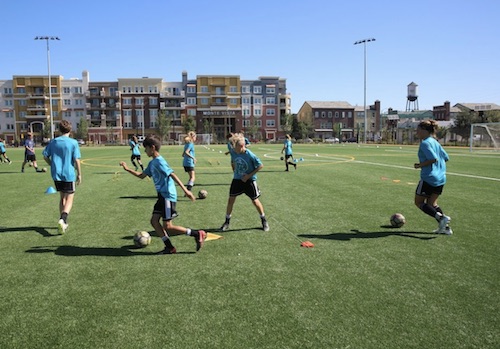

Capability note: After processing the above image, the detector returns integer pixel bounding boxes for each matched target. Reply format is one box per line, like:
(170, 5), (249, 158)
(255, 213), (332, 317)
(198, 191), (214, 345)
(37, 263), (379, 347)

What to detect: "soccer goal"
(469, 122), (500, 152)
(177, 133), (213, 145)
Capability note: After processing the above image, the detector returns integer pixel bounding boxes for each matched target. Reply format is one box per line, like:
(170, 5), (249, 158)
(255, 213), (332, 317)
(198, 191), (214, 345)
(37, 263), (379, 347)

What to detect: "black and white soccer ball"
(133, 231), (151, 248)
(390, 213), (406, 228)
(198, 189), (208, 199)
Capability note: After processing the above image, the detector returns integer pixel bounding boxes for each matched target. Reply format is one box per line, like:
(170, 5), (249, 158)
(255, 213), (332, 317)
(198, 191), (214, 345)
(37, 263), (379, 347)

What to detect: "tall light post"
(354, 37), (375, 143)
(34, 36), (60, 140)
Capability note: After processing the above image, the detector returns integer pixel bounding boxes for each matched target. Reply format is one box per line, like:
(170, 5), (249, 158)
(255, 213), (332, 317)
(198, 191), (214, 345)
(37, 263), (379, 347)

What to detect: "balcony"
(27, 105), (47, 111)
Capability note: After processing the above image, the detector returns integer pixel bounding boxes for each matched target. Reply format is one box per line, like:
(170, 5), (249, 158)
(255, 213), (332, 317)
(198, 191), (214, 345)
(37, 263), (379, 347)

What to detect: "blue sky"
(2, 0), (499, 113)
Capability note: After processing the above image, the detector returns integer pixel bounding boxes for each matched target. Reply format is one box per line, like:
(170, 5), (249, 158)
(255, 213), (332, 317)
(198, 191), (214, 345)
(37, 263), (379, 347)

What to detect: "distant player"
(128, 136), (144, 171)
(220, 133), (269, 232)
(414, 119), (452, 235)
(21, 133), (43, 172)
(0, 137), (12, 164)
(43, 120), (82, 234)
(281, 134), (296, 171)
(182, 132), (197, 192)
(120, 134), (206, 254)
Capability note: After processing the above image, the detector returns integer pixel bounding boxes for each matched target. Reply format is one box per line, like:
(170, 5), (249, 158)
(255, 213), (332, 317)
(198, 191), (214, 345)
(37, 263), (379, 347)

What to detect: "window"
(73, 87), (82, 94)
(63, 87), (71, 94)
(123, 98), (132, 106)
(201, 98), (209, 105)
(254, 108), (262, 116)
(229, 98), (238, 105)
(17, 87), (26, 93)
(243, 109), (250, 116)
(51, 87), (57, 94)
(266, 109), (276, 116)
(150, 109), (158, 117)
(187, 86), (196, 93)
(266, 120), (275, 127)
(136, 109), (144, 118)
(187, 97), (196, 105)
(315, 111), (319, 118)
(19, 100), (27, 106)
(149, 97), (158, 105)
(243, 120), (250, 127)
(254, 120), (262, 127)
(266, 97), (276, 105)
(328, 111), (332, 118)
(241, 86), (250, 93)
(253, 97), (262, 105)
(64, 99), (71, 106)
(76, 111), (84, 118)
(253, 86), (262, 94)
(242, 97), (250, 104)
(4, 87), (12, 94)
(321, 111), (325, 118)
(187, 109), (196, 116)
(266, 87), (275, 94)
(230, 86), (238, 93)
(348, 111), (352, 118)
(201, 86), (209, 93)
(64, 111), (72, 117)
(135, 98), (144, 106)
(335, 112), (339, 118)
(75, 99), (83, 106)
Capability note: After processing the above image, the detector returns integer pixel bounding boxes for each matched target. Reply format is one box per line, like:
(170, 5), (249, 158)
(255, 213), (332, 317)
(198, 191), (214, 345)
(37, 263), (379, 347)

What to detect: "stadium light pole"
(354, 38), (375, 143)
(34, 36), (60, 140)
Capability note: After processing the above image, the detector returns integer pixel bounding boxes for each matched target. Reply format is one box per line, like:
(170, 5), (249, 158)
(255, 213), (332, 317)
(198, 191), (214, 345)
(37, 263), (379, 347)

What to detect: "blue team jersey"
(183, 142), (195, 167)
(0, 141), (5, 153)
(283, 139), (293, 155)
(143, 155), (177, 201)
(42, 136), (81, 182)
(129, 140), (141, 156)
(24, 139), (35, 155)
(418, 137), (449, 186)
(232, 149), (262, 181)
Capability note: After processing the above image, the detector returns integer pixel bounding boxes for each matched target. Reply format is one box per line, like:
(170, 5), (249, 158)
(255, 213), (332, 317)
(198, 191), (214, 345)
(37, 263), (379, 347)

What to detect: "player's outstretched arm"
(120, 161), (147, 179)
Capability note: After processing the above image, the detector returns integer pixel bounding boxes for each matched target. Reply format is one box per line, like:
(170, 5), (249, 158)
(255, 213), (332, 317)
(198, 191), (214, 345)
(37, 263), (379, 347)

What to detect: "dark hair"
(417, 119), (438, 134)
(59, 119), (72, 134)
(142, 134), (161, 150)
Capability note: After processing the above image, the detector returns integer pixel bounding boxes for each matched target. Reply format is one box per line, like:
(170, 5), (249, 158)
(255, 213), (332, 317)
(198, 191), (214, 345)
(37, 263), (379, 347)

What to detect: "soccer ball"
(390, 213), (406, 228)
(133, 231), (151, 248)
(280, 156), (284, 161)
(42, 167), (47, 172)
(198, 189), (208, 199)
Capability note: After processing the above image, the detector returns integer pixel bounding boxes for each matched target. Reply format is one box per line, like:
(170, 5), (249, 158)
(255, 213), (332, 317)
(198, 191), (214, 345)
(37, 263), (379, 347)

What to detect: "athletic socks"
(161, 236), (175, 249)
(60, 212), (69, 224)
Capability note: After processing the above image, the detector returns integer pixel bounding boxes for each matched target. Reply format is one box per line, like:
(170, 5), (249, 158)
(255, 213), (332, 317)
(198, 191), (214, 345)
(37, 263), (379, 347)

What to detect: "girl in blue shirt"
(182, 132), (197, 192)
(414, 120), (452, 235)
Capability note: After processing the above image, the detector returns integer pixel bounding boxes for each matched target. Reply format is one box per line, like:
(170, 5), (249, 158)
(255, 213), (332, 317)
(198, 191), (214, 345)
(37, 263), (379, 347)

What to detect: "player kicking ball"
(120, 134), (206, 254)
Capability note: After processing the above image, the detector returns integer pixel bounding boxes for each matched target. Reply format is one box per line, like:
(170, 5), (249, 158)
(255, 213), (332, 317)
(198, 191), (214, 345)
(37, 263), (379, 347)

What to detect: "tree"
(452, 109), (475, 141)
(42, 120), (51, 139)
(247, 121), (260, 141)
(76, 117), (88, 140)
(156, 110), (171, 143)
(297, 120), (313, 140)
(280, 113), (294, 135)
(183, 116), (195, 134)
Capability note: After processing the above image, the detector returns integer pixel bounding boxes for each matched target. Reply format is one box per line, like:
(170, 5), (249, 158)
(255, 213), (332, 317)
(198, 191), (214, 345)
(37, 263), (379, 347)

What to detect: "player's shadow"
(0, 226), (53, 237)
(119, 195), (157, 200)
(205, 226), (265, 233)
(26, 245), (195, 256)
(298, 228), (437, 241)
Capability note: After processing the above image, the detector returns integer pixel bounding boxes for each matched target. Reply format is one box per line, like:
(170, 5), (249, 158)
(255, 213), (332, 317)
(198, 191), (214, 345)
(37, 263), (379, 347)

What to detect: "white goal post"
(177, 133), (213, 146)
(469, 122), (500, 152)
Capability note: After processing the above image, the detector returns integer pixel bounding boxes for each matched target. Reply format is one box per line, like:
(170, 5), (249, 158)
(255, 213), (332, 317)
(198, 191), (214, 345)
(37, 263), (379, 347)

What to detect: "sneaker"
(8, 161), (12, 165)
(57, 219), (68, 234)
(220, 221), (230, 231)
(21, 168), (24, 173)
(195, 230), (207, 251)
(158, 247), (177, 255)
(433, 225), (453, 235)
(262, 218), (270, 232)
(293, 163), (297, 170)
(438, 215), (451, 232)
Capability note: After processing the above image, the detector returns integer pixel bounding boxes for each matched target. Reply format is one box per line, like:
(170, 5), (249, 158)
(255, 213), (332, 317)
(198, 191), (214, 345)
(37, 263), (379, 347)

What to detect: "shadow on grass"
(25, 245), (195, 256)
(0, 226), (53, 237)
(298, 227), (437, 241)
(119, 195), (157, 200)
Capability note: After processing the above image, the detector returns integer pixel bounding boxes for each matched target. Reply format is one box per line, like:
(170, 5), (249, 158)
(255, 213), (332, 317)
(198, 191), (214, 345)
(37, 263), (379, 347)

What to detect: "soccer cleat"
(438, 215), (451, 232)
(57, 219), (68, 234)
(158, 247), (177, 255)
(195, 230), (207, 251)
(262, 218), (270, 232)
(220, 222), (230, 231)
(293, 163), (297, 170)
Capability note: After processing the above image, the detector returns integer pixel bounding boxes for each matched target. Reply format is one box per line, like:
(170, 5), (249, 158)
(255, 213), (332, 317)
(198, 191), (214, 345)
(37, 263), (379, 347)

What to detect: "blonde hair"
(230, 133), (245, 147)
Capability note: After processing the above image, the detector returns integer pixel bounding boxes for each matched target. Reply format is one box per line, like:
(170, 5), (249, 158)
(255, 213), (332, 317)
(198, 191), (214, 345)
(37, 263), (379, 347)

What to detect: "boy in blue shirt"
(0, 137), (12, 164)
(120, 134), (206, 254)
(220, 133), (269, 232)
(128, 136), (144, 171)
(43, 120), (82, 234)
(281, 134), (296, 171)
(414, 120), (452, 235)
(182, 132), (197, 192)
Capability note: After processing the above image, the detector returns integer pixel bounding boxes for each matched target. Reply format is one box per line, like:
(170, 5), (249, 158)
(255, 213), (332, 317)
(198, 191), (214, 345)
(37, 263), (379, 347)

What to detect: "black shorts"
(184, 166), (195, 172)
(229, 179), (261, 200)
(25, 154), (36, 162)
(55, 181), (76, 194)
(153, 193), (178, 221)
(131, 154), (141, 161)
(415, 180), (444, 197)
(285, 154), (293, 160)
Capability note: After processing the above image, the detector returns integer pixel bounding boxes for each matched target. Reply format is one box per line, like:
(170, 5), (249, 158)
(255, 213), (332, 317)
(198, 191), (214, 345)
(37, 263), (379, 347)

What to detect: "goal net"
(470, 122), (500, 152)
(177, 133), (213, 146)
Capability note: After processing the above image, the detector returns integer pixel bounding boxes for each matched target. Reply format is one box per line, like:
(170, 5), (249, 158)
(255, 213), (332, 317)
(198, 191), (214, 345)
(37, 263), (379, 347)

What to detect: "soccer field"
(1, 143), (499, 349)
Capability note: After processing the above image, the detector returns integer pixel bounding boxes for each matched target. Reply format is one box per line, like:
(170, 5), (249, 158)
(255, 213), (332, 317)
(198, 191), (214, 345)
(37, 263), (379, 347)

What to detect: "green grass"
(0, 143), (499, 349)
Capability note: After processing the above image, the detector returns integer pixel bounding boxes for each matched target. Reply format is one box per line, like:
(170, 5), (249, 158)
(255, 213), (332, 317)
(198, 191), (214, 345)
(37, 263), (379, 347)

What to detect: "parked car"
(325, 137), (339, 143)
(77, 139), (85, 145)
(346, 137), (357, 143)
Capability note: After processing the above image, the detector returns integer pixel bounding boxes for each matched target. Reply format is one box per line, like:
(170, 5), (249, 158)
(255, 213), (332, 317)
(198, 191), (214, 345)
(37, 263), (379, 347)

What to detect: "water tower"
(406, 82), (419, 111)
